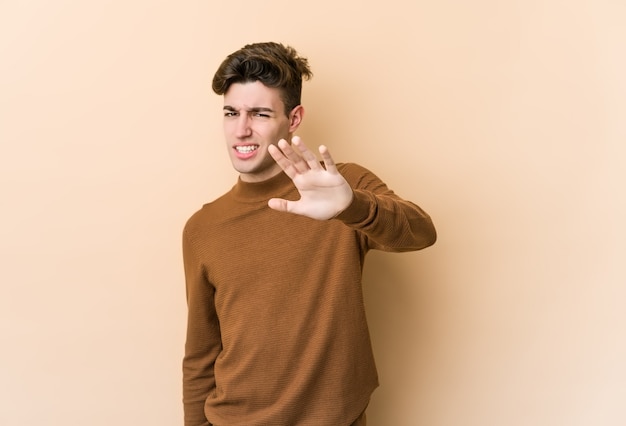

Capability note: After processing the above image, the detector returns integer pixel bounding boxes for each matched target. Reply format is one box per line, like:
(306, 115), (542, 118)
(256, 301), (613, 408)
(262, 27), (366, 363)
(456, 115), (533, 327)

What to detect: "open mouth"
(235, 145), (259, 154)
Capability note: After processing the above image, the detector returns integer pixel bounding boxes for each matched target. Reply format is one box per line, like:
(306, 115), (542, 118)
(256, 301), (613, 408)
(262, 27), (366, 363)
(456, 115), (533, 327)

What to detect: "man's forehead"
(223, 82), (284, 111)
(224, 81), (280, 97)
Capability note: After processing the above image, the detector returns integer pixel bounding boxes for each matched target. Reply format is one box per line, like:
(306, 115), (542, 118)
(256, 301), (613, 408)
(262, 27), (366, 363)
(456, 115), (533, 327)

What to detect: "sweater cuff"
(333, 189), (372, 225)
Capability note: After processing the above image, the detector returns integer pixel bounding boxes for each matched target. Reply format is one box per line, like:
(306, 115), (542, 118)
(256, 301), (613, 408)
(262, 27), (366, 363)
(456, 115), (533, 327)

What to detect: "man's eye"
(254, 113), (270, 118)
(224, 112), (238, 117)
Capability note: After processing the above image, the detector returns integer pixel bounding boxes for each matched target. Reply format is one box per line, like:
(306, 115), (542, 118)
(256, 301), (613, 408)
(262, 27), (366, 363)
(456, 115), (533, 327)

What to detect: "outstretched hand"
(267, 136), (353, 220)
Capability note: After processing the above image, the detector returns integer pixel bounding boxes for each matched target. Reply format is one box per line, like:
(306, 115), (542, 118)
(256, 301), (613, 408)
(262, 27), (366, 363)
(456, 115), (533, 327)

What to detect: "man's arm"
(267, 137), (436, 251)
(182, 230), (220, 426)
(333, 162), (436, 251)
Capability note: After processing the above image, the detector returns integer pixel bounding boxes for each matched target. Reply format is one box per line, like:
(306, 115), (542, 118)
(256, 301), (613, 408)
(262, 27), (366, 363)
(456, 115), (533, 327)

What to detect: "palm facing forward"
(267, 137), (354, 221)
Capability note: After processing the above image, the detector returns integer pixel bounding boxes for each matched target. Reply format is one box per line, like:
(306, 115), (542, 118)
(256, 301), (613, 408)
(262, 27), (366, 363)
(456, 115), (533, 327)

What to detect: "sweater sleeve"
(334, 163), (437, 252)
(182, 228), (221, 426)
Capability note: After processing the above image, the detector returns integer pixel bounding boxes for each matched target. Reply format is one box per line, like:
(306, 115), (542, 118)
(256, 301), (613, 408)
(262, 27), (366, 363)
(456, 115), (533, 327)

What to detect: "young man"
(182, 42), (436, 426)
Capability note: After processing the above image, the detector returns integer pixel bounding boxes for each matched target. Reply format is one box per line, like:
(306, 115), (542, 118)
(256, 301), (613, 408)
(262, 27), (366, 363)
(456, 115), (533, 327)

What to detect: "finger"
(268, 142), (298, 180)
(292, 136), (323, 170)
(277, 138), (309, 173)
(319, 145), (339, 173)
(268, 197), (291, 213)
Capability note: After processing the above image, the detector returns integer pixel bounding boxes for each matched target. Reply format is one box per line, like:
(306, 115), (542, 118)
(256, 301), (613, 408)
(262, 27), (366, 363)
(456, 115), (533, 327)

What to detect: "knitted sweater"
(182, 162), (436, 426)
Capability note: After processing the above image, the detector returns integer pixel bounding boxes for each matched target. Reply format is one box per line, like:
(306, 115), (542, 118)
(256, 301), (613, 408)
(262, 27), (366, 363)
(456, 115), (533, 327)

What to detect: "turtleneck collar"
(230, 171), (295, 203)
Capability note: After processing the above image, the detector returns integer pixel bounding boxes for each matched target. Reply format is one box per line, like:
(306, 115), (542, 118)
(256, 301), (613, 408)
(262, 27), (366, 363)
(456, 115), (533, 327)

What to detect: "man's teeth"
(236, 145), (258, 154)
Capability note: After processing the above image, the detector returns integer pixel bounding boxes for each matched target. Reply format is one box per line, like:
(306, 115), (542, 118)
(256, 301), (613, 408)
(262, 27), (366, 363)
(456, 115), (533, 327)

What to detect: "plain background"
(1, 1), (624, 425)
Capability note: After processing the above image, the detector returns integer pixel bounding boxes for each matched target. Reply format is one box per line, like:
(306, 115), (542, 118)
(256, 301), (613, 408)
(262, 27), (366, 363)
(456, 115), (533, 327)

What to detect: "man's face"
(222, 81), (302, 182)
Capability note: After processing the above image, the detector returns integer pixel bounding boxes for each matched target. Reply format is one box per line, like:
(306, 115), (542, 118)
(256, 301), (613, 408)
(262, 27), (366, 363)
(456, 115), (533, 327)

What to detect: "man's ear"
(288, 105), (304, 132)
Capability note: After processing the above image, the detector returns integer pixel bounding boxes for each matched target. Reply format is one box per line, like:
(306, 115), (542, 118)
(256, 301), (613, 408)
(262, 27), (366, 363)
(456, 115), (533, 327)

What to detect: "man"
(182, 42), (436, 426)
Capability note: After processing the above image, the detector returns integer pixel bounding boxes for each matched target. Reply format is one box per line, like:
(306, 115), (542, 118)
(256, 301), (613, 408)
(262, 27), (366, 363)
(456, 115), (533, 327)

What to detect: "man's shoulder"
(183, 188), (236, 231)
(337, 162), (381, 187)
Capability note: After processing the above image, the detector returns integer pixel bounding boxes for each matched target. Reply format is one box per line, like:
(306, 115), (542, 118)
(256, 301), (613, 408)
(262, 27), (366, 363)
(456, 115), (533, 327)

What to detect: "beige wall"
(1, 1), (624, 425)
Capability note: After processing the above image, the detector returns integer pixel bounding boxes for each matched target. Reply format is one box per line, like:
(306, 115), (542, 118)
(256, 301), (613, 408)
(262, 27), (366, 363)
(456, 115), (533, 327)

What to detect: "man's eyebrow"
(223, 105), (275, 113)
(249, 107), (275, 113)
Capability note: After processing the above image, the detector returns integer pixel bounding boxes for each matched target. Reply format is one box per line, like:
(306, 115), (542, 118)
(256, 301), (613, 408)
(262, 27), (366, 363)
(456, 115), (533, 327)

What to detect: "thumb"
(268, 197), (291, 212)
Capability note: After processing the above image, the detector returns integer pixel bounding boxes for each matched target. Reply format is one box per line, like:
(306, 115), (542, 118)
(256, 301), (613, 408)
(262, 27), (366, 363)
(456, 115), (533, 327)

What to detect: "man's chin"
(234, 163), (283, 182)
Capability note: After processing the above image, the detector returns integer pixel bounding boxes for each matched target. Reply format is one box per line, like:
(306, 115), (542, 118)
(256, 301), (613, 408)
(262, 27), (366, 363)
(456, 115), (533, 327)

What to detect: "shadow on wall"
(362, 250), (440, 425)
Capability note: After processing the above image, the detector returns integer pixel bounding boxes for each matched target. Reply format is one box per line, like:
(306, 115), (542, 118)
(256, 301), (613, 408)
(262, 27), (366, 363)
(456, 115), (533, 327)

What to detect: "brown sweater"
(182, 163), (436, 426)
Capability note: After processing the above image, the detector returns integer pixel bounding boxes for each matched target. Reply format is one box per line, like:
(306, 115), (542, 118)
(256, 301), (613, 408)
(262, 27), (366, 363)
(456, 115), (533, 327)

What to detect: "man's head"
(214, 42), (313, 182)
(212, 42), (312, 117)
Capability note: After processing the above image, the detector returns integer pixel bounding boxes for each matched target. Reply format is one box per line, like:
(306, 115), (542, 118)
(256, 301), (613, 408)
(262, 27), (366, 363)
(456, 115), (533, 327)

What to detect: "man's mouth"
(235, 145), (259, 154)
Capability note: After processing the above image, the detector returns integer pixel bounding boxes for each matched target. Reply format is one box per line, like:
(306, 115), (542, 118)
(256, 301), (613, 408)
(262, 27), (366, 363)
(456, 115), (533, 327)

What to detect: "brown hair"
(212, 42), (313, 116)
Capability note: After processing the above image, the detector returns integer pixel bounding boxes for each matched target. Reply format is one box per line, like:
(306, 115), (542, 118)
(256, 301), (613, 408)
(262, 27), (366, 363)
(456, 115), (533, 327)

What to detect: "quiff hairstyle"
(212, 42), (313, 116)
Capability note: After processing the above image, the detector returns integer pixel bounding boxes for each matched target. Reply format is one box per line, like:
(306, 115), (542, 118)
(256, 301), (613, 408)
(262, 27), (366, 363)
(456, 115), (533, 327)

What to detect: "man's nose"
(235, 115), (252, 138)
